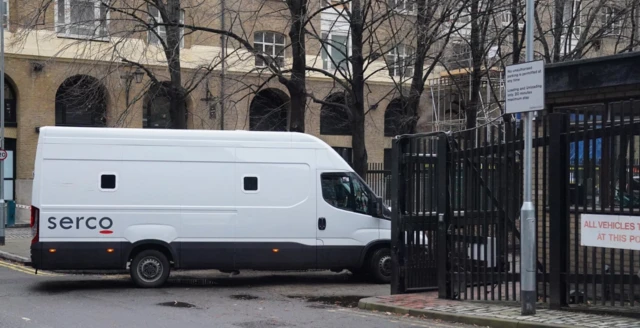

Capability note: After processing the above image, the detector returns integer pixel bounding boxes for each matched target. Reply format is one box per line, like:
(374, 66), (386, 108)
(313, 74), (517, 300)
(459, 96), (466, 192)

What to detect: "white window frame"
(387, 44), (414, 77)
(600, 6), (622, 36)
(148, 6), (185, 48)
(254, 31), (287, 68)
(321, 32), (351, 73)
(55, 0), (109, 40)
(449, 41), (471, 66)
(559, 0), (580, 55)
(3, 0), (8, 30)
(389, 0), (416, 14)
(449, 3), (471, 37)
(564, 0), (581, 37)
(501, 6), (525, 28)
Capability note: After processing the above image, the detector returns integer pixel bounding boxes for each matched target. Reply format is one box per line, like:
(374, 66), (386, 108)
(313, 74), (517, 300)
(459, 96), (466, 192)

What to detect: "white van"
(30, 127), (392, 287)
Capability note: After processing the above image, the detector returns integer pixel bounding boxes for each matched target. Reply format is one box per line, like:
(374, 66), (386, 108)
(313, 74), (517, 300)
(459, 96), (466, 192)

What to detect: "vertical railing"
(366, 163), (391, 206)
(548, 113), (569, 308)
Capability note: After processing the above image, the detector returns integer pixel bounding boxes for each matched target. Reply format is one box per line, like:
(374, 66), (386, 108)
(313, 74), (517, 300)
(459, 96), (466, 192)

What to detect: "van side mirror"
(375, 196), (383, 217)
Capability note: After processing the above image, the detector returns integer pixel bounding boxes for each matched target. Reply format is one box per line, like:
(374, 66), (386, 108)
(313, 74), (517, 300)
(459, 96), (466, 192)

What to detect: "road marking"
(0, 260), (59, 276)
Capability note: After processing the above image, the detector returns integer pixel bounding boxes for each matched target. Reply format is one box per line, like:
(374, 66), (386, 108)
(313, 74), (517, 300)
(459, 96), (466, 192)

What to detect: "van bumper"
(30, 242), (42, 269)
(30, 242), (124, 270)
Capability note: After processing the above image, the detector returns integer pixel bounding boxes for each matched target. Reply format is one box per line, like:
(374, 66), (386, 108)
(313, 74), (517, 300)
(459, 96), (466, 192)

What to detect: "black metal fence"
(390, 106), (640, 312)
(366, 163), (391, 206)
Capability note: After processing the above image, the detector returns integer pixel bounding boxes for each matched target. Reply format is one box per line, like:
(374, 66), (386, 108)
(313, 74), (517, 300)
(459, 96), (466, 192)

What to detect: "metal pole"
(520, 0), (536, 315)
(0, 1), (5, 246)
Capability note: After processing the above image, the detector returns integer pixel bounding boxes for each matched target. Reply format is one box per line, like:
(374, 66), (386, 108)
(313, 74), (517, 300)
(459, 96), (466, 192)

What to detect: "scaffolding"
(425, 67), (506, 133)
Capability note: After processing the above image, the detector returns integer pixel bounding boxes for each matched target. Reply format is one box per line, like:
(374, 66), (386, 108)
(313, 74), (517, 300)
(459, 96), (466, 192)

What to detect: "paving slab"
(359, 293), (640, 328)
(0, 227), (31, 264)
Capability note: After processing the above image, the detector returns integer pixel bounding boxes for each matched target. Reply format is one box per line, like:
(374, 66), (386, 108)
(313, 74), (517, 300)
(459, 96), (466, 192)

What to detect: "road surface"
(0, 260), (473, 328)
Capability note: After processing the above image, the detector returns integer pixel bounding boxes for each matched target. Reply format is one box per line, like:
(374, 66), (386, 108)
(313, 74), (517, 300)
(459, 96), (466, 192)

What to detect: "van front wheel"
(369, 248), (392, 284)
(130, 250), (170, 288)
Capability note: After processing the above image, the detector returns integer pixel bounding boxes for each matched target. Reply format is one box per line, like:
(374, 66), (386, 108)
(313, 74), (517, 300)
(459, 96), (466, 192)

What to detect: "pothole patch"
(234, 320), (286, 328)
(230, 294), (260, 300)
(288, 295), (363, 308)
(157, 301), (197, 309)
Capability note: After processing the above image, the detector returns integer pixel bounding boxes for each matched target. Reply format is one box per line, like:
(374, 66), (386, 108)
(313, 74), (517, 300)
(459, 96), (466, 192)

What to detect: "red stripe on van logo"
(100, 230), (113, 234)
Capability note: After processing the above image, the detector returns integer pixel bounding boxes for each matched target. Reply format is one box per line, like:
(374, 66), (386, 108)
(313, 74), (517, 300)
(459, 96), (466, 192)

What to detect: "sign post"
(505, 36), (544, 315)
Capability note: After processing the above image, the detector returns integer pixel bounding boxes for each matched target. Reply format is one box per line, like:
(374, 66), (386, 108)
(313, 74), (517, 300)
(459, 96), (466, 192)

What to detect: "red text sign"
(581, 214), (640, 250)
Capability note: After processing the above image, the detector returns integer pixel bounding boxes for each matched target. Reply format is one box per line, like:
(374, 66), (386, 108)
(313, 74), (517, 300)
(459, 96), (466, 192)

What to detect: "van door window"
(350, 174), (370, 215)
(321, 173), (372, 215)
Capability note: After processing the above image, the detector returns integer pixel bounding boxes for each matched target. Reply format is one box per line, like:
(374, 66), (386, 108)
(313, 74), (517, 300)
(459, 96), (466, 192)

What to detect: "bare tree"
(305, 0), (407, 177)
(534, 0), (640, 62)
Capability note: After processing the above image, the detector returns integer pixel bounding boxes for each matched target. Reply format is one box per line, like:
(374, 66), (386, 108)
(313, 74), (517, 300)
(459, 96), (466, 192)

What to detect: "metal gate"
(390, 135), (447, 294)
(390, 126), (521, 296)
(390, 108), (640, 312)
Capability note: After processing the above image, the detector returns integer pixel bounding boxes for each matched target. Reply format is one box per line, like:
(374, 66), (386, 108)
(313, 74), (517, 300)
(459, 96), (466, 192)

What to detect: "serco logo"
(48, 216), (114, 234)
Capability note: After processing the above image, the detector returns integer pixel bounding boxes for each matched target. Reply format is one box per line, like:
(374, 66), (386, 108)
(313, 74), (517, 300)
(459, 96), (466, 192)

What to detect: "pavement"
(359, 293), (640, 328)
(0, 227), (31, 264)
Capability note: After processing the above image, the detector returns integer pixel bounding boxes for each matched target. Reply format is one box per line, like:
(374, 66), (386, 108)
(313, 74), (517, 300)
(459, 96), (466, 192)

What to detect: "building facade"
(3, 0), (439, 223)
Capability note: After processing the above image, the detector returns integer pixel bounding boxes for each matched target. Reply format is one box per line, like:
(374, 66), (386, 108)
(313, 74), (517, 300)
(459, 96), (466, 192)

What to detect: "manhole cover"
(230, 294), (260, 300)
(157, 301), (197, 308)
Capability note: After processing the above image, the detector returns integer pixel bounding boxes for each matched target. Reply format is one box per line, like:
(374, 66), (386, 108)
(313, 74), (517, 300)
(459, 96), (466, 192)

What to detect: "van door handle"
(318, 217), (326, 230)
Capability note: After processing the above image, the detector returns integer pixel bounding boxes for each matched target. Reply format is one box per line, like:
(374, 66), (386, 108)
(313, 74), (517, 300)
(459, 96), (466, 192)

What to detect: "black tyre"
(368, 248), (391, 284)
(130, 250), (170, 288)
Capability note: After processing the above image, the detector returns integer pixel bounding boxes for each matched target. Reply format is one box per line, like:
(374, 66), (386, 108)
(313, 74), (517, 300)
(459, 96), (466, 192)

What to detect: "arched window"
(55, 75), (107, 127)
(320, 92), (351, 135)
(254, 31), (286, 68)
(4, 76), (17, 127)
(249, 88), (290, 131)
(384, 98), (410, 137)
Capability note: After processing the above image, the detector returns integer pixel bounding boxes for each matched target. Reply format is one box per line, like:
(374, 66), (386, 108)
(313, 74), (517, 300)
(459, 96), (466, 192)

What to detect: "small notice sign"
(505, 60), (545, 114)
(581, 214), (640, 250)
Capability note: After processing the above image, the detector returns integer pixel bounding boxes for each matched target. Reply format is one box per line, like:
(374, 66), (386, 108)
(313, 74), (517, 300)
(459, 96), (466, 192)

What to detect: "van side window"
(321, 173), (371, 214)
(243, 176), (259, 192)
(100, 174), (117, 190)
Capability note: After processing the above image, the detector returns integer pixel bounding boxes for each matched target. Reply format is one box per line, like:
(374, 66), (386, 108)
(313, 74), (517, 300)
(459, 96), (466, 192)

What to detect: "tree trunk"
(552, 0), (564, 62)
(511, 0), (521, 64)
(406, 0), (428, 133)
(350, 0), (368, 178)
(164, 0), (186, 129)
(169, 86), (187, 129)
(284, 0), (307, 133)
(467, 0), (482, 129)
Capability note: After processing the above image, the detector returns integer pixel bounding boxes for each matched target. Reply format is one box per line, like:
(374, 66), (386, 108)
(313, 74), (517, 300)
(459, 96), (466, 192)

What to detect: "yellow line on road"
(0, 260), (59, 276)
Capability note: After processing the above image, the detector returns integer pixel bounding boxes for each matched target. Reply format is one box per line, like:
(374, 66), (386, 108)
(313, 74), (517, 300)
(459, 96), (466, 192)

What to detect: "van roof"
(39, 126), (331, 148)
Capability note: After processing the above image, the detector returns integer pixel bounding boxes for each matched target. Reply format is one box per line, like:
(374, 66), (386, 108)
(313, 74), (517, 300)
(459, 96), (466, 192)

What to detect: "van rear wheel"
(368, 248), (392, 284)
(130, 250), (170, 288)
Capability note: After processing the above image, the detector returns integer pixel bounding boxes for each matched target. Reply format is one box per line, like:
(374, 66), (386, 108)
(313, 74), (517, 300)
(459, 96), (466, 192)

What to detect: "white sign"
(581, 214), (640, 250)
(505, 60), (545, 114)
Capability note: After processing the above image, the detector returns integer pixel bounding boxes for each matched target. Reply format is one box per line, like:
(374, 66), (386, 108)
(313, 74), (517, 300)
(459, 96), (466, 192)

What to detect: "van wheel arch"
(359, 240), (391, 267)
(352, 241), (390, 280)
(126, 241), (178, 269)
